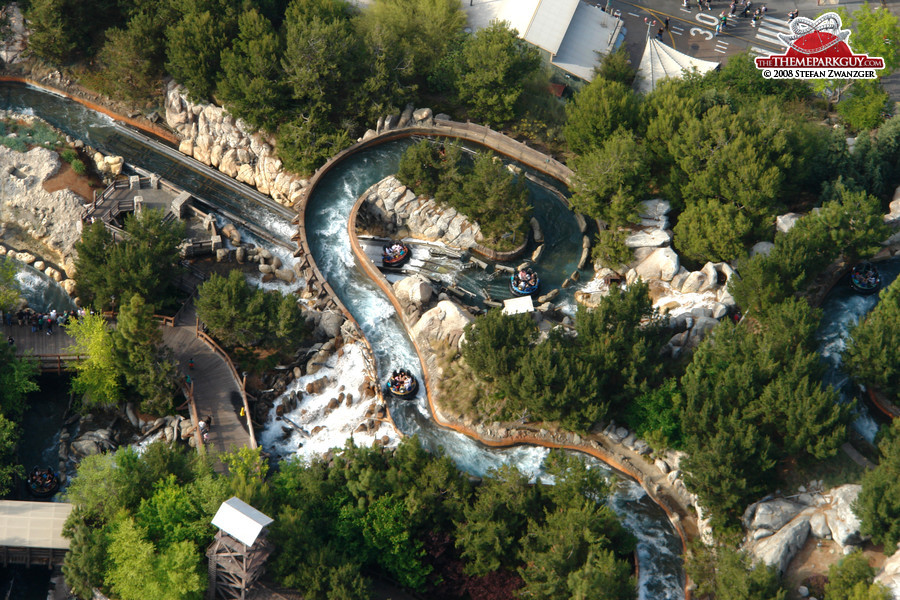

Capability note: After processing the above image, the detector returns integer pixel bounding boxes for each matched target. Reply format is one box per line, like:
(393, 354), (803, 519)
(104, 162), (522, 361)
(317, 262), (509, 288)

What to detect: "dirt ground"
(784, 537), (887, 599)
(41, 158), (102, 202)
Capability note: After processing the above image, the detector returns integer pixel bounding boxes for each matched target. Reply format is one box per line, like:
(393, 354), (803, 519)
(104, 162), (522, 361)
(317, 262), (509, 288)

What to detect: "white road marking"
(681, 8), (693, 13)
(628, 12), (641, 17)
(751, 46), (773, 56)
(758, 25), (785, 38)
(672, 25), (685, 32)
(756, 33), (783, 45)
(672, 30), (683, 35)
(715, 48), (728, 53)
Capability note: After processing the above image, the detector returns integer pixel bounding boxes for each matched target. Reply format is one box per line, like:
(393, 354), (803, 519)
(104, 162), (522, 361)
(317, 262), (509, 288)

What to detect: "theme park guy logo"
(755, 12), (885, 80)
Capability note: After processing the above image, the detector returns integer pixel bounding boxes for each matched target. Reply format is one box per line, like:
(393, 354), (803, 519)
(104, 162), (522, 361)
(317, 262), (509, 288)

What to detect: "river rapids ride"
(849, 262), (881, 295)
(385, 369), (418, 399)
(510, 267), (540, 297)
(382, 241), (411, 267)
(27, 466), (59, 498)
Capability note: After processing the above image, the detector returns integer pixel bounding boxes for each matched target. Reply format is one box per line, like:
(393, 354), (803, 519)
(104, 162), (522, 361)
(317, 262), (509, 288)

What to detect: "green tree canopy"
(842, 273), (900, 398)
(564, 78), (639, 155)
(855, 420), (900, 554)
(217, 8), (287, 129)
(825, 552), (891, 600)
(74, 210), (185, 311)
(114, 294), (178, 415)
(455, 20), (541, 126)
(166, 0), (239, 100)
(66, 312), (122, 410)
(195, 270), (306, 351)
(570, 130), (648, 223)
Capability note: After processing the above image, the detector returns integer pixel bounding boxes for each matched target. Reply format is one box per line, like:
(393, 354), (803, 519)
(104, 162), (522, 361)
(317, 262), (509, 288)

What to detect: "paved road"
(609, 0), (899, 98)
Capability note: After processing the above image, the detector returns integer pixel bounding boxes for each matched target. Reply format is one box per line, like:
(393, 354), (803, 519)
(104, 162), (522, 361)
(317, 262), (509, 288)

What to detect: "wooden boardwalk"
(162, 305), (250, 465)
(6, 306), (252, 468)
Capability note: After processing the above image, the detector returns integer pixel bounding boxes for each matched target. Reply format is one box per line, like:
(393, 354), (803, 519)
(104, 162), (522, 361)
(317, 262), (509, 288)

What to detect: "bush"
(61, 148), (78, 163)
(71, 159), (86, 175)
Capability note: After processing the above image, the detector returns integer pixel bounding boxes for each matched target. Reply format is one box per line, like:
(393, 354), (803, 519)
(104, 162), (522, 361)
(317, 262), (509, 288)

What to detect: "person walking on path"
(657, 27), (664, 41)
(189, 357), (195, 370)
(665, 17), (670, 30)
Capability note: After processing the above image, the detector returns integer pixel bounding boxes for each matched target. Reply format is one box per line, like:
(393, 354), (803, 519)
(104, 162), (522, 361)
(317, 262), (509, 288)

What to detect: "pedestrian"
(665, 17), (670, 30)
(722, 14), (728, 27)
(657, 27), (664, 41)
(7, 336), (13, 346)
(46, 318), (53, 335)
(189, 357), (195, 370)
(729, 1), (736, 14)
(704, 0), (710, 10)
(715, 21), (722, 35)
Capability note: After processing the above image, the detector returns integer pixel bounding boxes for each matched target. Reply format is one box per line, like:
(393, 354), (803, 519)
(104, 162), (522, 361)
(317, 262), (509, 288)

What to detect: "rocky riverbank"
(356, 175), (483, 249)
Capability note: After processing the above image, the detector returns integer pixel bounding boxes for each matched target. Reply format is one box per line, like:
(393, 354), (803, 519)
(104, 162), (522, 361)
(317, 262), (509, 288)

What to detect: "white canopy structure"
(634, 38), (720, 94)
(503, 296), (535, 315)
(489, 0), (623, 82)
(211, 497), (273, 548)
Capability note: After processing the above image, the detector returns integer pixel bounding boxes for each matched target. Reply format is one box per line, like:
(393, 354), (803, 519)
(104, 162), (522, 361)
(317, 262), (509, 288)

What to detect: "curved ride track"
(297, 126), (693, 599)
(0, 77), (689, 597)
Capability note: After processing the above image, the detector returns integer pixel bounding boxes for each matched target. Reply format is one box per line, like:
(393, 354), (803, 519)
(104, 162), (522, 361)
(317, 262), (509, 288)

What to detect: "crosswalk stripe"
(751, 46), (773, 56)
(680, 8), (692, 13)
(756, 33), (783, 45)
(672, 25), (685, 32)
(628, 12), (640, 17)
(715, 48), (728, 53)
(758, 25), (786, 38)
(673, 30), (683, 35)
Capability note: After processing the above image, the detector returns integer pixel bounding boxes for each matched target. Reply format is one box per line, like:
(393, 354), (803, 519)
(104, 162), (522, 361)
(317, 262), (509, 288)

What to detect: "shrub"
(61, 148), (78, 163)
(71, 159), (86, 175)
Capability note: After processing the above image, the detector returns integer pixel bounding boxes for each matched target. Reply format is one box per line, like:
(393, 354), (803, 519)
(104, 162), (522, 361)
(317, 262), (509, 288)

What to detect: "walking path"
(6, 305), (251, 466)
(161, 304), (250, 465)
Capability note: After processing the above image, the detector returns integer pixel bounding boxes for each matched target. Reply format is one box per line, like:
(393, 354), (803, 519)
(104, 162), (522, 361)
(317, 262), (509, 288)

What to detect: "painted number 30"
(690, 26), (713, 40)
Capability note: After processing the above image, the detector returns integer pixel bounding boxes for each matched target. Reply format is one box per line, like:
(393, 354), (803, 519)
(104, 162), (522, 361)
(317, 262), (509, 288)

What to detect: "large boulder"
(825, 484), (864, 547)
(625, 229), (673, 248)
(638, 199), (672, 219)
(317, 311), (346, 340)
(634, 247), (680, 282)
(680, 271), (707, 294)
(750, 241), (775, 257)
(393, 274), (433, 307)
(745, 498), (805, 532)
(748, 515), (810, 575)
(874, 548), (900, 599)
(411, 300), (474, 350)
(776, 213), (802, 234)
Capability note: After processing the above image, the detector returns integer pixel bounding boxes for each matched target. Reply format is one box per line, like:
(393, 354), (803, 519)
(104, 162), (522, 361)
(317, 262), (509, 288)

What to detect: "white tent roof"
(499, 0), (580, 55)
(552, 2), (623, 81)
(0, 501), (73, 550)
(211, 497), (273, 547)
(503, 296), (535, 315)
(634, 38), (720, 94)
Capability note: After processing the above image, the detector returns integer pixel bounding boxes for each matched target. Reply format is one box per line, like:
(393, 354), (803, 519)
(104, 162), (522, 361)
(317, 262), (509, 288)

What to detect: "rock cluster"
(164, 82), (308, 206)
(876, 549), (900, 599)
(361, 105), (436, 141)
(411, 300), (474, 351)
(358, 176), (482, 249)
(743, 484), (866, 574)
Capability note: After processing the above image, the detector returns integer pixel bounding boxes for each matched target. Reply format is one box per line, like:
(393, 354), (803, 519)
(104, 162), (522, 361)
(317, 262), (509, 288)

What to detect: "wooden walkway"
(162, 304), (250, 465)
(6, 307), (252, 467)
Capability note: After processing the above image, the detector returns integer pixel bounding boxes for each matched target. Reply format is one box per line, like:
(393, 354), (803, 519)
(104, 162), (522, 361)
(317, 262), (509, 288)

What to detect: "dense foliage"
(63, 439), (635, 600)
(74, 210), (185, 311)
(62, 444), (227, 600)
(842, 274), (900, 398)
(27, 0), (553, 175)
(685, 545), (787, 600)
(677, 299), (848, 530)
(67, 295), (179, 415)
(195, 270), (307, 352)
(855, 420), (900, 554)
(824, 553), (891, 600)
(460, 281), (667, 431)
(396, 141), (532, 249)
(0, 343), (39, 495)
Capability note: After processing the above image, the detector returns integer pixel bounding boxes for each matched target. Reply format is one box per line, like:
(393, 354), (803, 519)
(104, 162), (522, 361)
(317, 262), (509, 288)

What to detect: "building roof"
(634, 38), (720, 94)
(0, 501), (73, 550)
(523, 0), (581, 56)
(552, 2), (623, 81)
(503, 296), (535, 315)
(211, 497), (274, 547)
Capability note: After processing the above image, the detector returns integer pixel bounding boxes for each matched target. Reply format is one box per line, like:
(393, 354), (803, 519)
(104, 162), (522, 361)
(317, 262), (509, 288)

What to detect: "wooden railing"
(25, 354), (86, 373)
(181, 377), (204, 450)
(195, 324), (258, 449)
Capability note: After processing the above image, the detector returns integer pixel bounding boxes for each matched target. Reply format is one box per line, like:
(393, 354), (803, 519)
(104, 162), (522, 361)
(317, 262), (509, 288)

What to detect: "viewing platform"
(0, 500), (72, 567)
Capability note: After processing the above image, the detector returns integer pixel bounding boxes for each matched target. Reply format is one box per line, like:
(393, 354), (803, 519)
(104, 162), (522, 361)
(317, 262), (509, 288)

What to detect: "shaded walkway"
(162, 304), (250, 465)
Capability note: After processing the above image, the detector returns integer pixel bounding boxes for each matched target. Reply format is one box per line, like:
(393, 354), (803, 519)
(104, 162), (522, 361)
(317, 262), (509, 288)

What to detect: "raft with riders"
(382, 241), (411, 267)
(510, 267), (540, 296)
(849, 262), (881, 295)
(26, 466), (59, 498)
(385, 369), (418, 399)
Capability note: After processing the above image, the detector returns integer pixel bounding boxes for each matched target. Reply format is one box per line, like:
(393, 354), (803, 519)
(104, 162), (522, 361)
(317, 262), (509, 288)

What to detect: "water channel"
(0, 83), (686, 598)
(5, 80), (898, 599)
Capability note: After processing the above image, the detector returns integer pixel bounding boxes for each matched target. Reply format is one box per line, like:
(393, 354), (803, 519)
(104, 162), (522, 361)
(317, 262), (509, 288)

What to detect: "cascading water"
(1, 84), (684, 598)
(815, 257), (900, 443)
(304, 141), (685, 599)
(12, 262), (76, 313)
